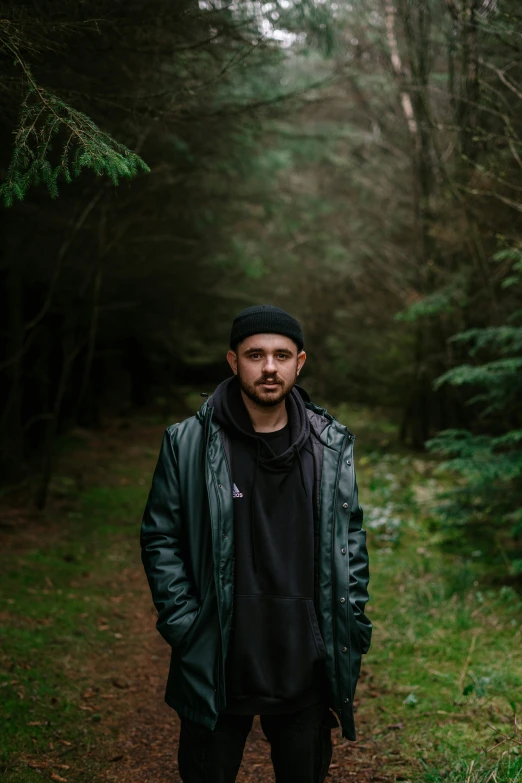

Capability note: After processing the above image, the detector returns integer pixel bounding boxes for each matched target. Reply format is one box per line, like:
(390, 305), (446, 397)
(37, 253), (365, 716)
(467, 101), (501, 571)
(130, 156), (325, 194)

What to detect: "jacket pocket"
(178, 567), (214, 654)
(347, 600), (372, 655)
(225, 595), (325, 702)
(168, 578), (221, 715)
(178, 607), (201, 654)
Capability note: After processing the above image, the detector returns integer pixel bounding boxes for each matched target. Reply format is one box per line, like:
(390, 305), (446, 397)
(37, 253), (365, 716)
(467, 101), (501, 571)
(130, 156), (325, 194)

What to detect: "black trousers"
(178, 702), (339, 783)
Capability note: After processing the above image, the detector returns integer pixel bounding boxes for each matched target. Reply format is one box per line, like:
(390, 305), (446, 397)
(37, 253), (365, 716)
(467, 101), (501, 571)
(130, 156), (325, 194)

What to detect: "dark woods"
(0, 1), (521, 571)
(0, 0), (279, 502)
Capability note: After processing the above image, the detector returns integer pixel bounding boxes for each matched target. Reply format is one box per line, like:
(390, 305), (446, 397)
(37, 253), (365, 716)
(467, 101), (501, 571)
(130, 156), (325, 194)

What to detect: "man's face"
(226, 333), (306, 407)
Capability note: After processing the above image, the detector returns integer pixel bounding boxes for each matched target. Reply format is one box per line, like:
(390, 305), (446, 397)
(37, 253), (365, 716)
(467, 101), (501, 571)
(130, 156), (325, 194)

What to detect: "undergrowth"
(335, 403), (522, 782)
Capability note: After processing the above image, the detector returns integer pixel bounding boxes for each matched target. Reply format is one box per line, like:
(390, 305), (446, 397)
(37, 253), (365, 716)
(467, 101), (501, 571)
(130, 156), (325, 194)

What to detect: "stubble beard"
(237, 369), (298, 408)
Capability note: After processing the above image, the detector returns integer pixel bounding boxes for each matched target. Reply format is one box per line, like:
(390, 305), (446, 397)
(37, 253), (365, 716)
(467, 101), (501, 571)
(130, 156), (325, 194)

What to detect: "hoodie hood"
(208, 376), (311, 471)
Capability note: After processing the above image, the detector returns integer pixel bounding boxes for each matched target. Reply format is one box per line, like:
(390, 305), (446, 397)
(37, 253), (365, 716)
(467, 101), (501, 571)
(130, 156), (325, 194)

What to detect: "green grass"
(422, 754), (522, 783)
(332, 405), (522, 781)
(0, 449), (152, 780)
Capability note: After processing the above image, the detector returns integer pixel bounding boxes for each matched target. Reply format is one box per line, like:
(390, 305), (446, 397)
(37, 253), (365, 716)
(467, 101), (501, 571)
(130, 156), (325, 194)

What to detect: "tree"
(0, 0), (282, 499)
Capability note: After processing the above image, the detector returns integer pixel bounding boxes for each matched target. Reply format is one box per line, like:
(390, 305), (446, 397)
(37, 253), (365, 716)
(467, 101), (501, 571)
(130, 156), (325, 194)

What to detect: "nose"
(263, 354), (277, 374)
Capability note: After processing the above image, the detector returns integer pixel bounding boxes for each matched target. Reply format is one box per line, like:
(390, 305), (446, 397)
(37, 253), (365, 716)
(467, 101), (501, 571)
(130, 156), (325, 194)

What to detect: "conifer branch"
(0, 32), (150, 206)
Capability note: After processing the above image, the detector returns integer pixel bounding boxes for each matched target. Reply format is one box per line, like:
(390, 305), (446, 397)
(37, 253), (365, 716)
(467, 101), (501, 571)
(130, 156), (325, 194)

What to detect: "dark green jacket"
(140, 395), (372, 740)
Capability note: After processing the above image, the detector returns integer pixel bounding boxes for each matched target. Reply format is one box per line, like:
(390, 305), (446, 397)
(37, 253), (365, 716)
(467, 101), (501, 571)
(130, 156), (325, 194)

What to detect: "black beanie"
(230, 305), (304, 351)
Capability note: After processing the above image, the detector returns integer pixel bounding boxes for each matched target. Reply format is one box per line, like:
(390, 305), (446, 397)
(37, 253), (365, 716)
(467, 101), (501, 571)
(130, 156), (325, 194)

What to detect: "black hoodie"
(210, 377), (327, 715)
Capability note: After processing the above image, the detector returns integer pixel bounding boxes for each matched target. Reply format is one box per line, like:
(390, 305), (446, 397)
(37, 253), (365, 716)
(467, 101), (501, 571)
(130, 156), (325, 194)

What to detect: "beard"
(237, 368), (298, 407)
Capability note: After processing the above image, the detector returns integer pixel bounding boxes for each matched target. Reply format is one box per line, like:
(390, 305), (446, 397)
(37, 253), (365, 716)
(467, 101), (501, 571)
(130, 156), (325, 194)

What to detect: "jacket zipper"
(345, 435), (358, 703)
(210, 459), (228, 711)
(331, 431), (349, 715)
(216, 429), (235, 711)
(204, 409), (227, 711)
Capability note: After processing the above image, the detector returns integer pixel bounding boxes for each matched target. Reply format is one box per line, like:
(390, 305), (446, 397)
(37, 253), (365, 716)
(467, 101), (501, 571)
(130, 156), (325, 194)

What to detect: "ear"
(296, 350), (306, 376)
(227, 349), (238, 375)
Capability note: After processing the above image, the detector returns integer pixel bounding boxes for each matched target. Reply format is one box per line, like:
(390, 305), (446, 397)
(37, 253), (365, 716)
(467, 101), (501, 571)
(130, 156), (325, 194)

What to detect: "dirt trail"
(94, 561), (393, 783)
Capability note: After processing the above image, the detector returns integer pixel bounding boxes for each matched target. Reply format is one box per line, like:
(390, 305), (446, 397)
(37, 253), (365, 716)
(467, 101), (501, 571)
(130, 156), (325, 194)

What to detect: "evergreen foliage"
(427, 246), (522, 573)
(0, 30), (149, 205)
(0, 79), (150, 207)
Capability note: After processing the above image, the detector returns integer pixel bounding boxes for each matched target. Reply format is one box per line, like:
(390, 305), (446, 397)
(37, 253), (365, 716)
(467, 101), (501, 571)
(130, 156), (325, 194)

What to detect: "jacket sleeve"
(140, 426), (200, 648)
(348, 471), (372, 654)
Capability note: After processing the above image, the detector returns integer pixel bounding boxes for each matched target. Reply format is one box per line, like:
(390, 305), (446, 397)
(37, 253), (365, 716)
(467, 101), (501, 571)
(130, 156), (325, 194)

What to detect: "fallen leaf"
(50, 774), (67, 782)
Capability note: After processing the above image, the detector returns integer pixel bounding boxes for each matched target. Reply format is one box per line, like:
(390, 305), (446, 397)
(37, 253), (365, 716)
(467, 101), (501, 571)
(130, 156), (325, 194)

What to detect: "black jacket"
(140, 391), (372, 740)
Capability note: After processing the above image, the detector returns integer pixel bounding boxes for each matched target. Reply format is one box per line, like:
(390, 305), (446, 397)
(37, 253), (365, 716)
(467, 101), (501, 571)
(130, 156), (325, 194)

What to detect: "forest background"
(1, 1), (522, 781)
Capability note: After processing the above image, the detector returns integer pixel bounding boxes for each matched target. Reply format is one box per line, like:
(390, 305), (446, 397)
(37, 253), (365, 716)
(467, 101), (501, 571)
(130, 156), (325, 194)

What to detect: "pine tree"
(427, 246), (522, 575)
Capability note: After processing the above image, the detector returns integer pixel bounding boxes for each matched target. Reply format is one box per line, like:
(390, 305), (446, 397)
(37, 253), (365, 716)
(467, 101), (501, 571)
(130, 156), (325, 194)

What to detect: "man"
(140, 305), (372, 783)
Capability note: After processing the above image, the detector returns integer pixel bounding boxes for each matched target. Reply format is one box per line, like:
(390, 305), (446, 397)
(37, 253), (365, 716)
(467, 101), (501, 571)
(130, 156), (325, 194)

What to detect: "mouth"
(258, 380), (281, 389)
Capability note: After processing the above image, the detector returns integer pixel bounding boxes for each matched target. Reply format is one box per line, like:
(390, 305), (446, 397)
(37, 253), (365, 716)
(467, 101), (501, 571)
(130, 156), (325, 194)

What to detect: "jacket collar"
(196, 387), (354, 446)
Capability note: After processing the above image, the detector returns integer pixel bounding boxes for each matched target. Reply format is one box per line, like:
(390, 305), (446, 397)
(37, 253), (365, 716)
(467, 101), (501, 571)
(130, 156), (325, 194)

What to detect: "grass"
(333, 403), (522, 781)
(0, 428), (156, 781)
(421, 754), (522, 783)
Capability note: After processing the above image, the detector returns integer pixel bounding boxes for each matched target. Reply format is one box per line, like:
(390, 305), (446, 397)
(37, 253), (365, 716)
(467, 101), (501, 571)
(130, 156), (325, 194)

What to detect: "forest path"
(95, 558), (392, 783)
(85, 419), (394, 783)
(1, 415), (400, 783)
